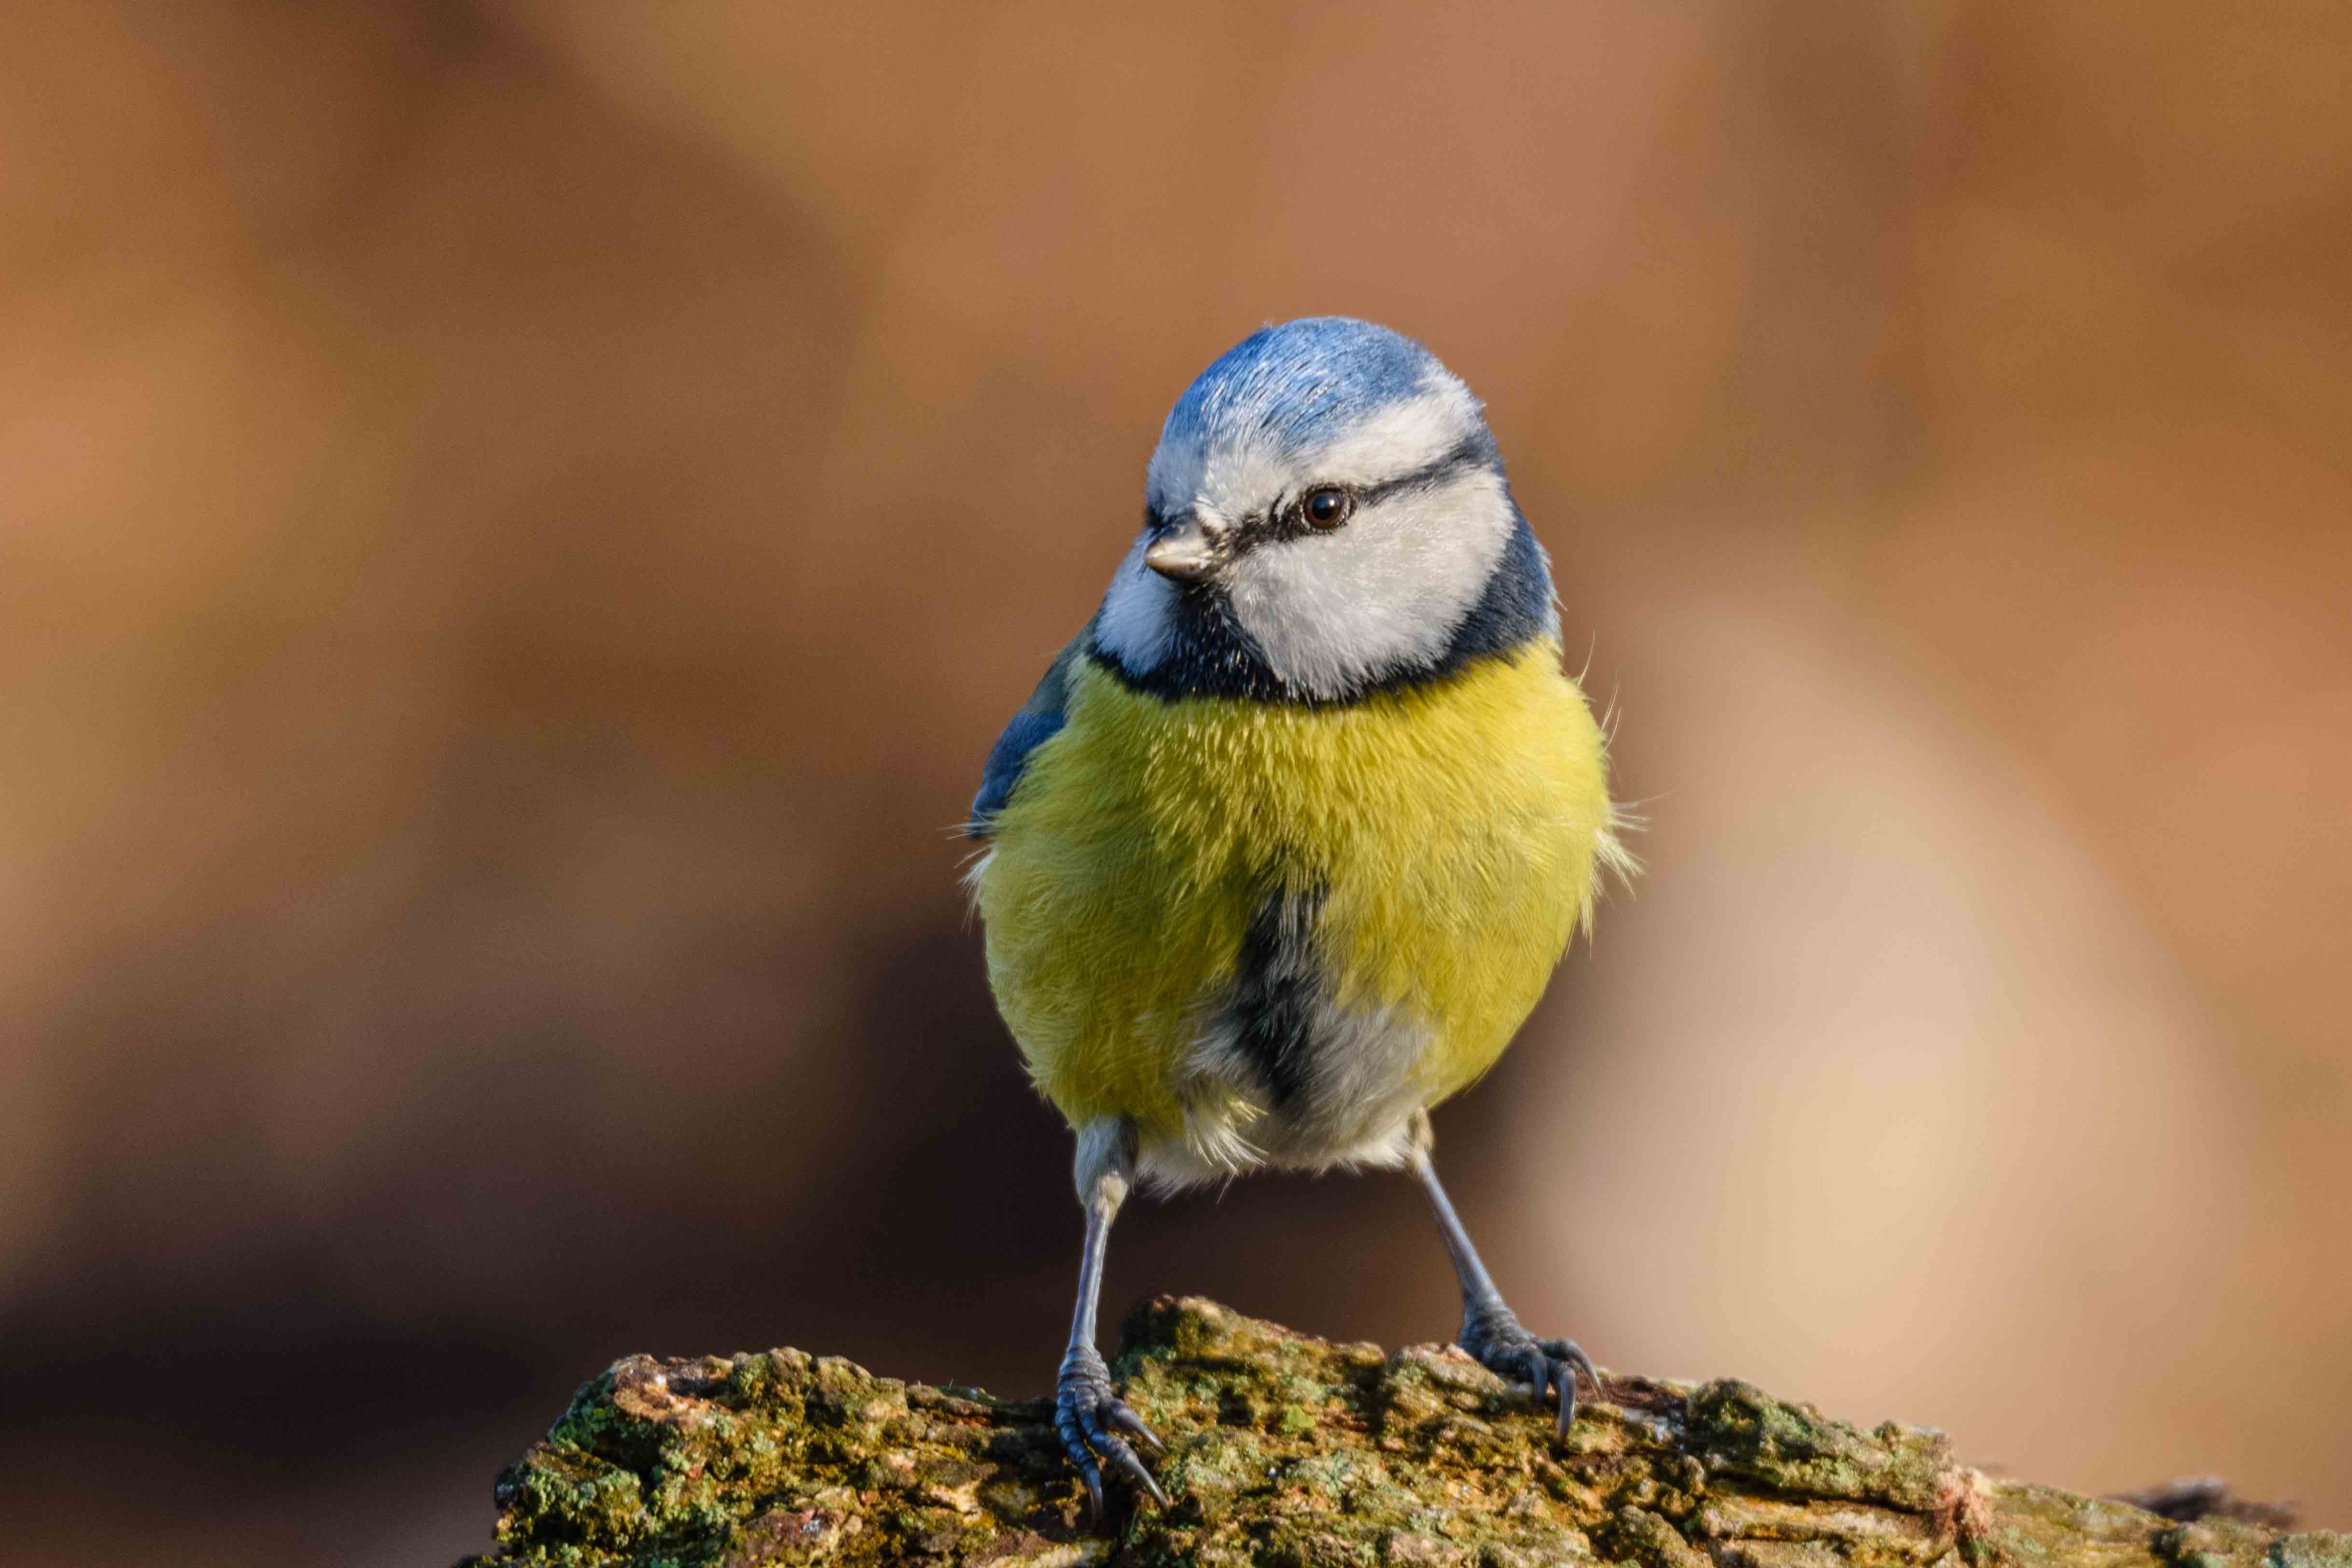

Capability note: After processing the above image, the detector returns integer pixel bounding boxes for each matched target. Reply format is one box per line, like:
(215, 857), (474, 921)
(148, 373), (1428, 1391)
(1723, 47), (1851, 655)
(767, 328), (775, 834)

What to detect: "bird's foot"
(1054, 1344), (1168, 1525)
(1458, 1293), (1601, 1436)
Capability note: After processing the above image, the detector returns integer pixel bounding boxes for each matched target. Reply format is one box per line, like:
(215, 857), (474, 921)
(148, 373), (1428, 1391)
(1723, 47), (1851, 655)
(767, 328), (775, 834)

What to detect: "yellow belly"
(973, 639), (1616, 1153)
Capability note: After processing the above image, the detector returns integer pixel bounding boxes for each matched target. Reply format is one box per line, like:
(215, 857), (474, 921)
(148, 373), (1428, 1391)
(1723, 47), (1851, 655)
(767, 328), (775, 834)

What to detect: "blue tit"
(965, 317), (1632, 1517)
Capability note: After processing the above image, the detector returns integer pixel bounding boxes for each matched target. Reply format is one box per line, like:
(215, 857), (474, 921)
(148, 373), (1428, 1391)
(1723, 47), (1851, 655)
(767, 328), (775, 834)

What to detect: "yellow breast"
(973, 639), (1616, 1148)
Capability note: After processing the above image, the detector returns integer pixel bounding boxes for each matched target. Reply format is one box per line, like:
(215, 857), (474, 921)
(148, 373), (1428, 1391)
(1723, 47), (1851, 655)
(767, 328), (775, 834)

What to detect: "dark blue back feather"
(967, 635), (1083, 838)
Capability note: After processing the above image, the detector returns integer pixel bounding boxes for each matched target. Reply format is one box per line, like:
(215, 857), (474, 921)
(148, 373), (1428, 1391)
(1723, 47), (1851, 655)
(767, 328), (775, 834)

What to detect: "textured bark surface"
(463, 1297), (2343, 1568)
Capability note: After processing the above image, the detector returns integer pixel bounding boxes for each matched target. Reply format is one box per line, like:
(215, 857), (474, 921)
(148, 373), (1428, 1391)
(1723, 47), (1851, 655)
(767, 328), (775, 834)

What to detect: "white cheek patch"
(1227, 466), (1515, 699)
(1094, 531), (1177, 674)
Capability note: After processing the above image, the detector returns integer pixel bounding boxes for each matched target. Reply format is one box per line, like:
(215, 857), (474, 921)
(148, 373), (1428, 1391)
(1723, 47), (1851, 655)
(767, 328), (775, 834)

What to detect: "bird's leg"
(1408, 1109), (1601, 1435)
(1055, 1116), (1167, 1523)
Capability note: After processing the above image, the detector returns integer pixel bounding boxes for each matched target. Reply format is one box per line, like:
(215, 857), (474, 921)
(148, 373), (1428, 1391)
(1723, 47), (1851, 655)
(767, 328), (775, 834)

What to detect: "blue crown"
(1160, 317), (1460, 456)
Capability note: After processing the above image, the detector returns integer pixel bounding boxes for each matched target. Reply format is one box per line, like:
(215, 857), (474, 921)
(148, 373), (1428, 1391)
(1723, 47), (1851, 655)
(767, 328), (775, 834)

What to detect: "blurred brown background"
(3, 2), (2347, 1562)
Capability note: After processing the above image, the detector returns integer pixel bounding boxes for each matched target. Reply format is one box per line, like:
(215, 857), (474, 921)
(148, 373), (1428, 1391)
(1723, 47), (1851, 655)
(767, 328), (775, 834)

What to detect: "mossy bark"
(463, 1296), (2343, 1568)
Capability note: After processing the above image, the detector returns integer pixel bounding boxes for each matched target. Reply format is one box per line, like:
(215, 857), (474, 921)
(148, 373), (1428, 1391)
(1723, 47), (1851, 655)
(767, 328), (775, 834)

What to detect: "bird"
(963, 316), (1631, 1518)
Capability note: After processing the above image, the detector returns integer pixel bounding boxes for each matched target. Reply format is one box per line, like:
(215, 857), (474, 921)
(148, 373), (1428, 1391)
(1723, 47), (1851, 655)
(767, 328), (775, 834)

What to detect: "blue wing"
(967, 634), (1085, 838)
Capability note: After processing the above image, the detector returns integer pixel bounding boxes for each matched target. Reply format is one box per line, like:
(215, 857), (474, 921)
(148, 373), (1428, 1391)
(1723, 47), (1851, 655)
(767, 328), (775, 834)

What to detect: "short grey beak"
(1144, 516), (1220, 583)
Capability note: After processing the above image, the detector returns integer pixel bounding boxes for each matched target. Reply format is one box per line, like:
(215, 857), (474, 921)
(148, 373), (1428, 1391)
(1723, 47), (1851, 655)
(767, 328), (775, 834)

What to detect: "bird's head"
(1094, 317), (1553, 703)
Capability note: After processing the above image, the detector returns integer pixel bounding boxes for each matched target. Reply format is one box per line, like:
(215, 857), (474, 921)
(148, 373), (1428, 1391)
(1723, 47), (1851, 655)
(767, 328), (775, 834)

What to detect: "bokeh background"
(4, 3), (2348, 1562)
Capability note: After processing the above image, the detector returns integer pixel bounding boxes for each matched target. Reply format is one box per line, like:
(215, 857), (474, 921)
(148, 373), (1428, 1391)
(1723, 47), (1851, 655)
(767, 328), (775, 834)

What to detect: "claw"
(1542, 1335), (1601, 1397)
(1105, 1439), (1169, 1509)
(1107, 1402), (1166, 1454)
(1459, 1303), (1604, 1438)
(1055, 1401), (1106, 1520)
(1537, 1335), (1601, 1432)
(1055, 1350), (1169, 1525)
(1074, 1450), (1106, 1523)
(1078, 1411), (1154, 1503)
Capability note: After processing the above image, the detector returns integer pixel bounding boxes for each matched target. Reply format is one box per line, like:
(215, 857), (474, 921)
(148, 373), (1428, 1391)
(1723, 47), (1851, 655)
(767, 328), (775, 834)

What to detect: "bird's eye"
(1300, 486), (1353, 530)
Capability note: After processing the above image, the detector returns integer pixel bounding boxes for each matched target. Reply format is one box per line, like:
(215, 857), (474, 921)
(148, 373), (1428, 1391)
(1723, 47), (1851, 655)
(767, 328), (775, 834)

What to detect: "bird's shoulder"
(966, 629), (1090, 839)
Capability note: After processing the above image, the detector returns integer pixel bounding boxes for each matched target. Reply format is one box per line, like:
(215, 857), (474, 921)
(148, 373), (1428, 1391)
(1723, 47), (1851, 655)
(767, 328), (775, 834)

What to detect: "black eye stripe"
(1203, 436), (1498, 550)
(1354, 436), (1491, 507)
(1280, 438), (1490, 536)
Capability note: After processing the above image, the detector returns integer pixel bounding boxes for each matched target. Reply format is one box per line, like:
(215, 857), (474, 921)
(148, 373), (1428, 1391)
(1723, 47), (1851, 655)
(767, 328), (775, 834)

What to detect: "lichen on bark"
(463, 1296), (2345, 1568)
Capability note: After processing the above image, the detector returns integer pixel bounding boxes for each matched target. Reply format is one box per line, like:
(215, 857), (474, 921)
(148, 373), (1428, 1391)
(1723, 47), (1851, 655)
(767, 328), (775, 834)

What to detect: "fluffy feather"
(970, 640), (1619, 1182)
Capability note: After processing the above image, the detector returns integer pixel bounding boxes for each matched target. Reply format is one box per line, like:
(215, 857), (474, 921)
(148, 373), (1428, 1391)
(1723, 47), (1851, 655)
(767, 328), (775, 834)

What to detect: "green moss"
(460, 1297), (2310, 1568)
(2272, 1534), (2352, 1568)
(1682, 1379), (1954, 1513)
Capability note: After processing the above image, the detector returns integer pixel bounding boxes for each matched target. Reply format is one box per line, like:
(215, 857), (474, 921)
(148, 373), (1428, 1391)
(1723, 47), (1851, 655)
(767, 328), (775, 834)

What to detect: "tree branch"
(463, 1296), (2344, 1568)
